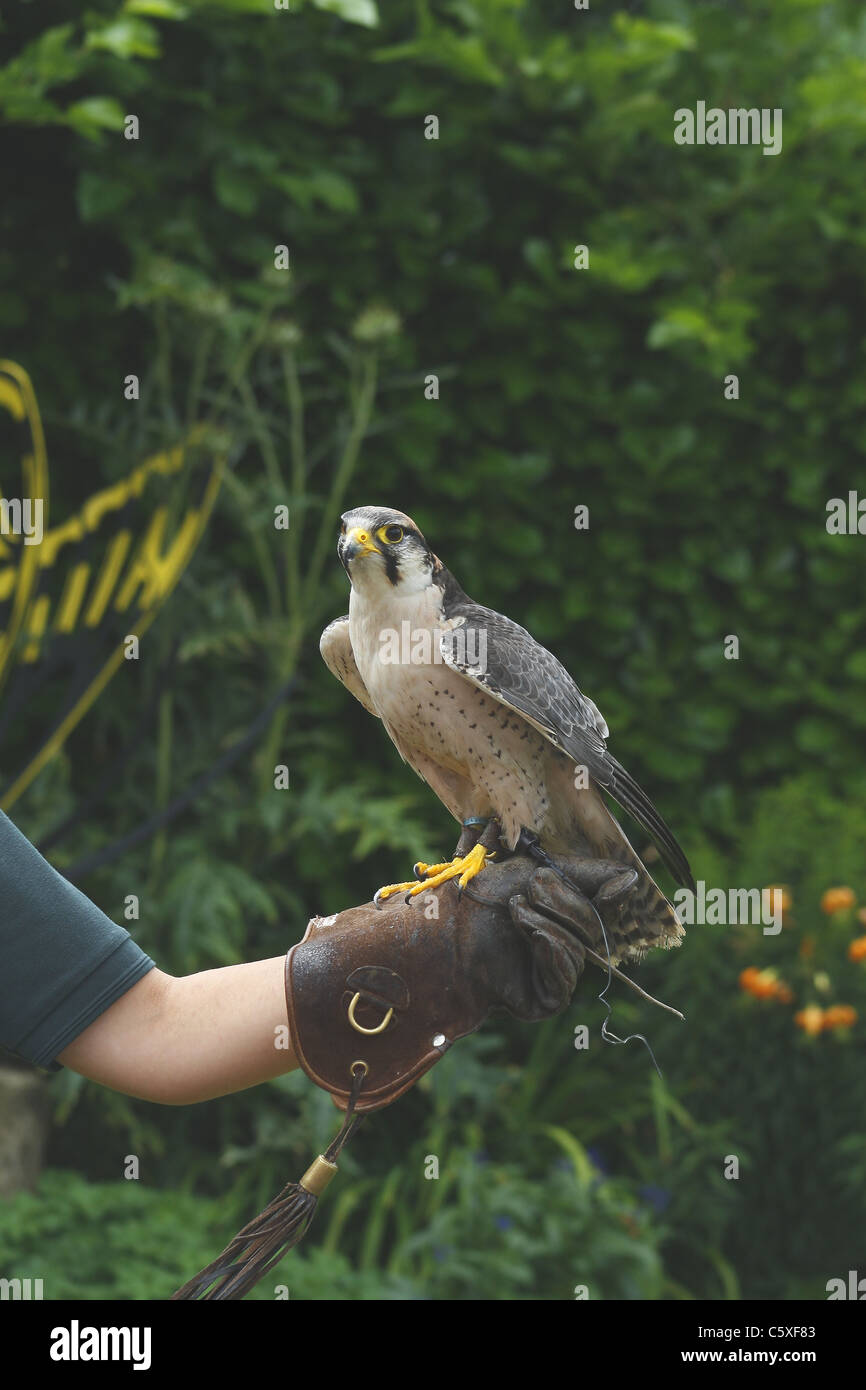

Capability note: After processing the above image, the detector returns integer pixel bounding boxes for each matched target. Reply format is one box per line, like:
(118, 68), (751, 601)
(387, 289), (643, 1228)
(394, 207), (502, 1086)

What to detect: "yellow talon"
(457, 842), (496, 887)
(413, 860), (453, 879)
(373, 878), (422, 904)
(375, 843), (495, 906)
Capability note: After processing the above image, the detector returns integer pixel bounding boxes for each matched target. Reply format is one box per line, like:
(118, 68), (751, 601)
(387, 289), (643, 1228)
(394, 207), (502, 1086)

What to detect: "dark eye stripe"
(383, 548), (400, 586)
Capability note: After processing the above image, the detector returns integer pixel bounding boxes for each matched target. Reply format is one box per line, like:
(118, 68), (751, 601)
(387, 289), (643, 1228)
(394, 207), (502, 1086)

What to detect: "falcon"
(320, 506), (694, 962)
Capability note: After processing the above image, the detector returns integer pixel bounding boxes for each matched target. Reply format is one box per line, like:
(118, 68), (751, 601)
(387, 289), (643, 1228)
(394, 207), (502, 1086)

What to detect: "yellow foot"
(412, 859), (453, 879)
(374, 843), (495, 906)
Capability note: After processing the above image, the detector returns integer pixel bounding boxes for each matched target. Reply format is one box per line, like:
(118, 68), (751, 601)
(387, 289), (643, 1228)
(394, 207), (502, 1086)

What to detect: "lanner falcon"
(321, 506), (694, 963)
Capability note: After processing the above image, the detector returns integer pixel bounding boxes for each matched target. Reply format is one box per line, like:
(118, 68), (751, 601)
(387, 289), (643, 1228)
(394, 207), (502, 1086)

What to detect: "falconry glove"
(172, 851), (637, 1300)
(286, 851), (636, 1112)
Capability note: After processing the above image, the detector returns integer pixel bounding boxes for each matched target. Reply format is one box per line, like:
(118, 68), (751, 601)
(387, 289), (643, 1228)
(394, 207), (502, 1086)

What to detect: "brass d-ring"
(347, 992), (394, 1035)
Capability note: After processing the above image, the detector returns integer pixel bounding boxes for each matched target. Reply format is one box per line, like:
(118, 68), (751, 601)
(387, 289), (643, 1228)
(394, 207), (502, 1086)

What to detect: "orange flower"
(740, 967), (792, 1002)
(822, 1005), (857, 1031)
(753, 969), (781, 999)
(799, 936), (815, 959)
(765, 885), (792, 915)
(795, 1005), (824, 1036)
(848, 937), (866, 963)
(821, 887), (856, 914)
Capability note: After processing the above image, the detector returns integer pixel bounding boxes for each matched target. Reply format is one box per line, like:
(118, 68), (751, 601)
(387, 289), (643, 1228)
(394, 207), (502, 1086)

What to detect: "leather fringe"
(172, 1067), (366, 1300)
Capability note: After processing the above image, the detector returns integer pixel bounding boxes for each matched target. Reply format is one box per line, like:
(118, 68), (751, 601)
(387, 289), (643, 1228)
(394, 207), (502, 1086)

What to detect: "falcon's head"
(338, 506), (435, 593)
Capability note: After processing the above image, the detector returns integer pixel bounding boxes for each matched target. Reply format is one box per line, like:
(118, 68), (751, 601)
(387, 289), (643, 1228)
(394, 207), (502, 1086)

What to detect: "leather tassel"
(172, 1068), (366, 1301)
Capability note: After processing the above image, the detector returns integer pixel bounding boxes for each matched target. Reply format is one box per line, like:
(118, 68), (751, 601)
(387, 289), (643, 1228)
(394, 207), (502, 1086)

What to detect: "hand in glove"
(174, 850), (641, 1299)
(286, 851), (638, 1112)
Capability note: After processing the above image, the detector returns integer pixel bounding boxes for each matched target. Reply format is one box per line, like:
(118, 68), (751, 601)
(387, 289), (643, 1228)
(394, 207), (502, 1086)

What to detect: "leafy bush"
(2, 0), (865, 1301)
(0, 1149), (668, 1301)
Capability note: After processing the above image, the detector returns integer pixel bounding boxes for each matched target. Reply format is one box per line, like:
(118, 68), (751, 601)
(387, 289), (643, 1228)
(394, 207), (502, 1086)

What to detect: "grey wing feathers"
(440, 601), (694, 891)
(320, 616), (381, 719)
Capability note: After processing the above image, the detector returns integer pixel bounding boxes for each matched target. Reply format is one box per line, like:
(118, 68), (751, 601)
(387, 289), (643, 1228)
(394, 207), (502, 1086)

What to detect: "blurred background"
(1, 0), (865, 1300)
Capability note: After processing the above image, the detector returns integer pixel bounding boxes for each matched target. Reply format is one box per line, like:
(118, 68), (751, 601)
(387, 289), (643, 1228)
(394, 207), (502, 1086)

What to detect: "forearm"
(57, 956), (299, 1105)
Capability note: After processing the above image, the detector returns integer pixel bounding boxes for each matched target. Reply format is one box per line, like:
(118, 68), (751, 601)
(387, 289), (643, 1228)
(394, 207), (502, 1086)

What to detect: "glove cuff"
(285, 896), (482, 1112)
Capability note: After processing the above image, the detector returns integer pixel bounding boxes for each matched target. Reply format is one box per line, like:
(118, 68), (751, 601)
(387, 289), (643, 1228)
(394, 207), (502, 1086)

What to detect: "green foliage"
(642, 776), (866, 1298)
(1, 0), (865, 1301)
(0, 1169), (410, 1300)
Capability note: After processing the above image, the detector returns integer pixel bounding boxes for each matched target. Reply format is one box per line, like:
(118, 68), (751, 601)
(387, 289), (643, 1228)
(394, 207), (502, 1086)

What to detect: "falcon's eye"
(378, 524), (404, 545)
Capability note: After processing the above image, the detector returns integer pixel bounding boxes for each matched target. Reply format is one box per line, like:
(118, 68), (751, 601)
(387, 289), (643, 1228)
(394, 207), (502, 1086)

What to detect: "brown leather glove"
(173, 852), (639, 1301)
(286, 853), (636, 1113)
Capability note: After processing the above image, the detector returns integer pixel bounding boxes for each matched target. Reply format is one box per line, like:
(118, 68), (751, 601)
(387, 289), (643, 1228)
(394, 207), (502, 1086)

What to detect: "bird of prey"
(321, 505), (693, 962)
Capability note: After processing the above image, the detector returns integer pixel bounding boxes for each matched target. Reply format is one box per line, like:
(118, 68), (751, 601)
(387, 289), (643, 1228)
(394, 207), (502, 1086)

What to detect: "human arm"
(57, 957), (299, 1105)
(0, 809), (300, 1103)
(2, 806), (629, 1111)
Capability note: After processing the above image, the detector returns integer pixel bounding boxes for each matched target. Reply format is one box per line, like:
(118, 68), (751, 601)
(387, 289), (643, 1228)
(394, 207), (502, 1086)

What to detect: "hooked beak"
(340, 526), (381, 564)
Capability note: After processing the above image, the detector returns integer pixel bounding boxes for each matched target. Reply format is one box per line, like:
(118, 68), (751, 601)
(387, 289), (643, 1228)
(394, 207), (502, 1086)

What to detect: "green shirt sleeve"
(0, 809), (155, 1069)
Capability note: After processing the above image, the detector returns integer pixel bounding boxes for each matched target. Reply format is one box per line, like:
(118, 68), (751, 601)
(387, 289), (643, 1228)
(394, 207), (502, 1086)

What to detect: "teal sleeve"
(0, 809), (155, 1069)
